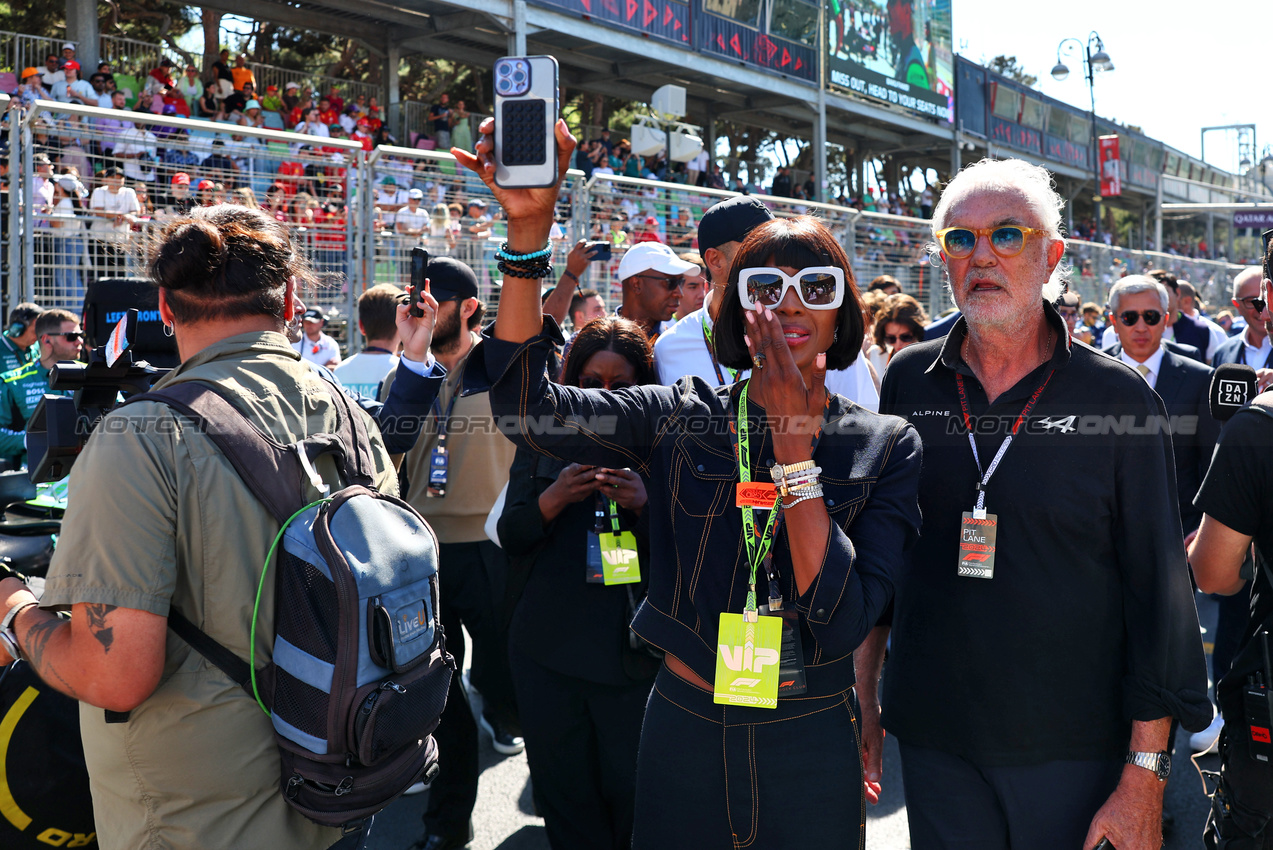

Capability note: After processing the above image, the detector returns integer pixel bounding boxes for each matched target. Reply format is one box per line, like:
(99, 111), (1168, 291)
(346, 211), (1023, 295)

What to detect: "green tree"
(987, 54), (1037, 88)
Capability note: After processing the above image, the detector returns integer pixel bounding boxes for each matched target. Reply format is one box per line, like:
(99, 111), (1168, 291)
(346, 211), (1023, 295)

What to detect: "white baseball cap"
(617, 242), (699, 282)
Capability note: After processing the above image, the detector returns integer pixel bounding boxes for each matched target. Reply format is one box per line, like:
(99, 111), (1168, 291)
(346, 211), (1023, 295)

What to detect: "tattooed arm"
(0, 577), (167, 711)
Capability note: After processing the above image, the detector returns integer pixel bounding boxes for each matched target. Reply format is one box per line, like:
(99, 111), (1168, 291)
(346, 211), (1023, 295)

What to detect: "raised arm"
(452, 117), (575, 344)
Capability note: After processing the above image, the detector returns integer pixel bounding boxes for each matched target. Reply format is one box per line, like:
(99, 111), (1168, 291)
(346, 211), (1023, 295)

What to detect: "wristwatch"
(1126, 750), (1171, 781)
(0, 600), (38, 663)
(770, 460), (817, 498)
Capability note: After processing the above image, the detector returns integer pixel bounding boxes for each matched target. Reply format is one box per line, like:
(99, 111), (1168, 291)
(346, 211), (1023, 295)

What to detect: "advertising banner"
(1234, 210), (1273, 230)
(1098, 134), (1121, 197)
(825, 0), (953, 121)
(696, 13), (818, 82)
(531, 0), (691, 44)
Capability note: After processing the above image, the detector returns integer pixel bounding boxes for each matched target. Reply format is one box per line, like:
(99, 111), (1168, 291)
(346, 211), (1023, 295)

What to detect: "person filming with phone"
(453, 110), (921, 849)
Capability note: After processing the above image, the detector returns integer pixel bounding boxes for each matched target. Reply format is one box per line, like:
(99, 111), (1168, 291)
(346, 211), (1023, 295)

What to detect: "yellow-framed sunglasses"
(935, 225), (1049, 259)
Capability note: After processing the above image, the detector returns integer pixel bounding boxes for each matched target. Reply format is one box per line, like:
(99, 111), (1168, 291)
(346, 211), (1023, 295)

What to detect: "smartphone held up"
(493, 55), (559, 189)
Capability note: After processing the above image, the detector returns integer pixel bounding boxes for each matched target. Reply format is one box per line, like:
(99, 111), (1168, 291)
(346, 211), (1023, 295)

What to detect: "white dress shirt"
(1119, 345), (1167, 389)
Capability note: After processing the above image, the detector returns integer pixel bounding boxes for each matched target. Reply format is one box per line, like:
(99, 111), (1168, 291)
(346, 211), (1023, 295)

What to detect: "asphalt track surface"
(368, 594), (1223, 849)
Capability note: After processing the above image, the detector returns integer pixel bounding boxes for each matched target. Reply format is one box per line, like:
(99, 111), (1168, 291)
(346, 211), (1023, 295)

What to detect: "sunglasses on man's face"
(737, 266), (846, 311)
(1236, 296), (1267, 313)
(1117, 310), (1163, 327)
(634, 273), (684, 291)
(935, 225), (1048, 259)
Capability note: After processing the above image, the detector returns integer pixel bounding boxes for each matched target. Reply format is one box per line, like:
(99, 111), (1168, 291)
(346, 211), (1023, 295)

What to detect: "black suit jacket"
(1173, 313), (1212, 362)
(1211, 332), (1273, 368)
(1107, 344), (1219, 531)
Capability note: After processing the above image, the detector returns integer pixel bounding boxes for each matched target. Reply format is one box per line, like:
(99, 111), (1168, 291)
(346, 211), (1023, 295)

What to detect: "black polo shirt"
(879, 301), (1210, 765)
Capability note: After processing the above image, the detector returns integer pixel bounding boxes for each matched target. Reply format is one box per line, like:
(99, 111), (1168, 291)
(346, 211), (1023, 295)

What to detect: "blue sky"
(951, 0), (1269, 174)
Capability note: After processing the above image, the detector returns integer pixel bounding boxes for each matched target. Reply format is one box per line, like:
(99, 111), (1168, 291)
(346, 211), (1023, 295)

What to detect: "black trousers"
(632, 666), (864, 850)
(422, 539), (519, 838)
(898, 739), (1123, 850)
(511, 649), (653, 850)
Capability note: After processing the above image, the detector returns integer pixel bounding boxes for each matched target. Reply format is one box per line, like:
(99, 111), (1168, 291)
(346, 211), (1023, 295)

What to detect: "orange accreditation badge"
(735, 482), (777, 509)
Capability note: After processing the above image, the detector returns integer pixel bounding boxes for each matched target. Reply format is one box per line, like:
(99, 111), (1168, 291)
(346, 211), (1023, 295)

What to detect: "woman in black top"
(456, 121), (921, 849)
(499, 316), (661, 850)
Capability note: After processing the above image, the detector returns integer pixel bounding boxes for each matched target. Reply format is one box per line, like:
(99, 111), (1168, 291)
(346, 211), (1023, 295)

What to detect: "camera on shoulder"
(25, 309), (169, 484)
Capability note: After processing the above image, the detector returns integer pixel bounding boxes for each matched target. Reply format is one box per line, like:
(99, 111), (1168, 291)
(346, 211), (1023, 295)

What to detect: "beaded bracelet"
(498, 260), (554, 279)
(497, 242), (552, 262)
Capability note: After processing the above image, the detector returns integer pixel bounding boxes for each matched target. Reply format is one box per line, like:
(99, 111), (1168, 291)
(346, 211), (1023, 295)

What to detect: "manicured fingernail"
(745, 311), (754, 324)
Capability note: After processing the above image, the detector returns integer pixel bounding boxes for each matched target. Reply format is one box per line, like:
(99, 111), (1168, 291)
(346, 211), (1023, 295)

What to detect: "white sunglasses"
(737, 266), (845, 311)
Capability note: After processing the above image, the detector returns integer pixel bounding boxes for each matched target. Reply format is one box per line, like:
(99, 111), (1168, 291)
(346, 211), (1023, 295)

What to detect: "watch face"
(1157, 751), (1171, 779)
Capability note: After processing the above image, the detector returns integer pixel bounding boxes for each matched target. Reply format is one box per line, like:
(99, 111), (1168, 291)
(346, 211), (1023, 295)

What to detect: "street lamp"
(1052, 32), (1114, 241)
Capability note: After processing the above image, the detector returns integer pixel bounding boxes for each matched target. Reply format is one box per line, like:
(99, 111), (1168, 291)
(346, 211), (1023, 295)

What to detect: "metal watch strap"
(1126, 750), (1170, 780)
(770, 459), (816, 483)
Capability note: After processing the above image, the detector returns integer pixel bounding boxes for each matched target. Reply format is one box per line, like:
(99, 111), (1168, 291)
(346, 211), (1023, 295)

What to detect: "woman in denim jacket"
(455, 120), (921, 850)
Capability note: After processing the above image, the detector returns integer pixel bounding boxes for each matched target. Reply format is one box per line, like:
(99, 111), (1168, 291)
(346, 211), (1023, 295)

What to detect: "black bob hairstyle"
(560, 316), (658, 388)
(712, 216), (865, 372)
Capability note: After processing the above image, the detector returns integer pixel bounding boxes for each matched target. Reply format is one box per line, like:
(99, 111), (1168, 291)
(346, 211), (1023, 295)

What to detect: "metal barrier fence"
(400, 101), (488, 150)
(0, 31), (64, 79)
(9, 97), (366, 327)
(364, 146), (584, 311)
(6, 95), (1247, 359)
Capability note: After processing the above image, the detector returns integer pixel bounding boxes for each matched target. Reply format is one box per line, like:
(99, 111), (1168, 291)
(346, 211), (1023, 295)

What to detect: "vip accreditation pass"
(958, 511), (997, 579)
(714, 612), (781, 708)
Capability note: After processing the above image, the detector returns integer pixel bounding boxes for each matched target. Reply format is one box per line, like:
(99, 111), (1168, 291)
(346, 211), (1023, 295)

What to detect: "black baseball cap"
(426, 257), (479, 301)
(697, 196), (774, 254)
(301, 308), (325, 323)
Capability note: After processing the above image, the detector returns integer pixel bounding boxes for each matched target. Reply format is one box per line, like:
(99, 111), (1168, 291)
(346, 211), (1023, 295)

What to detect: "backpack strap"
(168, 607), (252, 689)
(127, 379), (376, 523)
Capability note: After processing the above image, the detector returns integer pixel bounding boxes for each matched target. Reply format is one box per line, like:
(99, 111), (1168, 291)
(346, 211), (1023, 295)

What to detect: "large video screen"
(825, 0), (953, 121)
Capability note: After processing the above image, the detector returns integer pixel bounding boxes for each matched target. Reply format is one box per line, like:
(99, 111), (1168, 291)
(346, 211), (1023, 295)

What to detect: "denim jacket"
(465, 318), (922, 699)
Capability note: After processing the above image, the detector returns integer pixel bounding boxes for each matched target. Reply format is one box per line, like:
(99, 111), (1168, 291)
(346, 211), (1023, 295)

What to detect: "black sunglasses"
(1236, 296), (1267, 313)
(47, 331), (83, 341)
(634, 273), (684, 291)
(1117, 310), (1163, 327)
(884, 333), (914, 345)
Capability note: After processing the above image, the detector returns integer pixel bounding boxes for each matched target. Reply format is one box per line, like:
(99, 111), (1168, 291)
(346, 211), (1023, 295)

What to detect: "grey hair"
(928, 158), (1071, 301)
(1108, 275), (1169, 315)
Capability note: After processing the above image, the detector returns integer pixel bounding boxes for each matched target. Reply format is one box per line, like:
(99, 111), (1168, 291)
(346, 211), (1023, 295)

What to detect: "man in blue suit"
(1106, 275), (1220, 534)
(1211, 267), (1272, 370)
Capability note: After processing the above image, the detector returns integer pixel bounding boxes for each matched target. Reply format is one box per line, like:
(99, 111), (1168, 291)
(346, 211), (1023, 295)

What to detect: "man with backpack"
(0, 206), (442, 850)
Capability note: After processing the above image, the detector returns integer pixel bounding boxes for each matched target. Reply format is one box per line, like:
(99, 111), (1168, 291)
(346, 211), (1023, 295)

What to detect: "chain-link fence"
(9, 98), (365, 324)
(6, 94), (1248, 361)
(365, 146), (585, 311)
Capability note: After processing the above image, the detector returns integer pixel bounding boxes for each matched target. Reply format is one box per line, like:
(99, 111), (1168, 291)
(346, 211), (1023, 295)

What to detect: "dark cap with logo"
(301, 308), (325, 323)
(426, 256), (480, 302)
(697, 196), (774, 254)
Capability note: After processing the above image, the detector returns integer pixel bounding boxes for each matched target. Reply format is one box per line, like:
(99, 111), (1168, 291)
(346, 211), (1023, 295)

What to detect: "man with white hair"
(860, 158), (1209, 850)
(1105, 275), (1219, 534)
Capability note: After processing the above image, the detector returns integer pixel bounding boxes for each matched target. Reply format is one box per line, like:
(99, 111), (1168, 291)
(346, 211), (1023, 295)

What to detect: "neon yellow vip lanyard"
(735, 380), (782, 620)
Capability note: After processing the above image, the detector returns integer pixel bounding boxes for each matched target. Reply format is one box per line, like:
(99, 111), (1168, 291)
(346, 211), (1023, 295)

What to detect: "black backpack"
(131, 380), (454, 829)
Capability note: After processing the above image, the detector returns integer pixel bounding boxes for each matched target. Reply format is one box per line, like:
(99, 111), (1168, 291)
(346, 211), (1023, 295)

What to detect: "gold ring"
(752, 353), (766, 369)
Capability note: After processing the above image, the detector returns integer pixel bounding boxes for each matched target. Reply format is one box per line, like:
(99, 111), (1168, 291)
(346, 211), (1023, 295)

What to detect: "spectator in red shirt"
(352, 119), (375, 152)
(147, 58), (175, 90)
(633, 216), (663, 244)
(162, 86), (191, 117)
(317, 98), (338, 127)
(326, 87), (344, 114)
